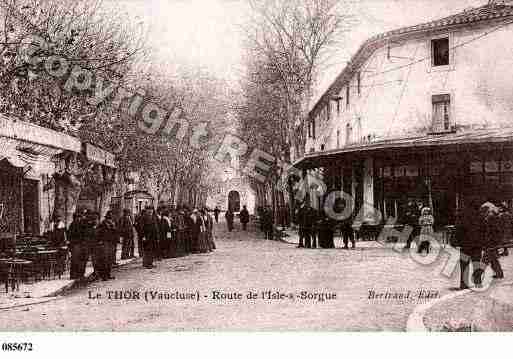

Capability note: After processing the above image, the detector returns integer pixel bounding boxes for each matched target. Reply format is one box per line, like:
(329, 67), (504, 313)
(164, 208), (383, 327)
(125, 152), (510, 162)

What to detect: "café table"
(0, 258), (33, 292)
(19, 250), (58, 280)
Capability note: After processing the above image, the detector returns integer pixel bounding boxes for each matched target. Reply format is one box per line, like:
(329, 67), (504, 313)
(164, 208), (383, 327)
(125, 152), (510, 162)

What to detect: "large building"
(294, 1), (513, 227)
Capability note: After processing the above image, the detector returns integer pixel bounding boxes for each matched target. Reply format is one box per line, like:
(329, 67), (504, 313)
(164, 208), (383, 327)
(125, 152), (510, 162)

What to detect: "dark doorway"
(228, 191), (241, 213)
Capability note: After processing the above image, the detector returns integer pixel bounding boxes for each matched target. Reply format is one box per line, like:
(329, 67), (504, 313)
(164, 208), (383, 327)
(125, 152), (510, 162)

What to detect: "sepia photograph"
(0, 0), (512, 344)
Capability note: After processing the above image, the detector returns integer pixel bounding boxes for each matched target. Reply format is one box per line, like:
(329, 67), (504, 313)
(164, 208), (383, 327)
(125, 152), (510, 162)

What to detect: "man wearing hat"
(481, 202), (504, 279)
(118, 209), (135, 260)
(95, 211), (118, 280)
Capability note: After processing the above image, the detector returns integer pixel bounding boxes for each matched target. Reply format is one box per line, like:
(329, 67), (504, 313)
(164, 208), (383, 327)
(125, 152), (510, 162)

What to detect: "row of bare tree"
(237, 0), (353, 217)
(0, 0), (230, 225)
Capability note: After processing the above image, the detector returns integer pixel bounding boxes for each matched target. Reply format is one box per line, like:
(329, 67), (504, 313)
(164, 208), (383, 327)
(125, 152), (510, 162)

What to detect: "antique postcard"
(0, 0), (512, 349)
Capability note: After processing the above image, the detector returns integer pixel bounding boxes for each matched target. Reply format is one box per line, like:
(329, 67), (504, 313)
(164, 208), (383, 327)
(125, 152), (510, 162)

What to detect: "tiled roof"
(371, 3), (513, 42)
(310, 3), (513, 117)
(294, 127), (513, 169)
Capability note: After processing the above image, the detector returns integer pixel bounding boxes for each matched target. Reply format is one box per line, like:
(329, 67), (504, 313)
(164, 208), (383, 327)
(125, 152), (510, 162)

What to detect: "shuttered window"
(432, 94), (451, 132)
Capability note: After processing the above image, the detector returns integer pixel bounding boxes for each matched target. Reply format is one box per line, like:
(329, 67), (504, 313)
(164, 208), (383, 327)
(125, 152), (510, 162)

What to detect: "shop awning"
(293, 127), (513, 169)
(83, 142), (116, 168)
(0, 137), (63, 175)
(123, 190), (154, 200)
(0, 114), (81, 153)
(0, 156), (27, 169)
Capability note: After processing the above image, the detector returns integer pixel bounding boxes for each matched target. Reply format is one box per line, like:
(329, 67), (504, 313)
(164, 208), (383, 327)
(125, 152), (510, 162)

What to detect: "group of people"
(294, 197), (510, 290)
(134, 206), (216, 268)
(402, 198), (510, 288)
(68, 206), (216, 282)
(68, 210), (119, 281)
(293, 202), (355, 250)
(402, 201), (435, 253)
(224, 205), (250, 232)
(455, 200), (511, 289)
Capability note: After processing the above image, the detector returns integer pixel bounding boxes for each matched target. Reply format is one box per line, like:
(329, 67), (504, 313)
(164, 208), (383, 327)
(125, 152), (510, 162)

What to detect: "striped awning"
(0, 115), (83, 176)
(0, 137), (60, 175)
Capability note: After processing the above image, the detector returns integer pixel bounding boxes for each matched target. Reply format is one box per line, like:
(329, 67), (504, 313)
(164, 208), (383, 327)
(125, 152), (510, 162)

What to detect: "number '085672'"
(2, 342), (33, 351)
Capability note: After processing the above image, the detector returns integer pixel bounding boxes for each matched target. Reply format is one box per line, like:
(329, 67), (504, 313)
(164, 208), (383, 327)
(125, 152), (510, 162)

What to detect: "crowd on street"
(252, 196), (512, 291)
(66, 195), (512, 291)
(67, 206), (216, 282)
(398, 199), (510, 289)
(293, 201), (357, 250)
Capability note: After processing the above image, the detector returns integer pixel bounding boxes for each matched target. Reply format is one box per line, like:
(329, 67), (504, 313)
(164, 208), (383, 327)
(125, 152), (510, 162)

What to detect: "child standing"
(418, 207), (434, 254)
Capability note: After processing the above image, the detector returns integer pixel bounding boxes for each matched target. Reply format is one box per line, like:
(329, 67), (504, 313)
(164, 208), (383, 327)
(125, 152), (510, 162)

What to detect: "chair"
(18, 250), (43, 282)
(0, 259), (9, 292)
(4, 259), (33, 292)
(55, 248), (69, 279)
(0, 232), (16, 257)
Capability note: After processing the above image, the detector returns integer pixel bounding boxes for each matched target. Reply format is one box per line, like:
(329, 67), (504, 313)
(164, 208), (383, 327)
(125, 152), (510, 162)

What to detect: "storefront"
(0, 158), (24, 234)
(0, 115), (82, 236)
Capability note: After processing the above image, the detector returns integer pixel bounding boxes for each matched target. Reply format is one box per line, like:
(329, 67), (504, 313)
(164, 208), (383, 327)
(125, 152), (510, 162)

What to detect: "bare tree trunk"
(53, 154), (84, 228)
(98, 187), (115, 220)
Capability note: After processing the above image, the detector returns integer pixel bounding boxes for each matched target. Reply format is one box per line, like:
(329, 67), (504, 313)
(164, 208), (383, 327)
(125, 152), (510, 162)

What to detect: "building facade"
(0, 115), (116, 235)
(207, 167), (256, 214)
(294, 1), (513, 227)
(0, 115), (82, 235)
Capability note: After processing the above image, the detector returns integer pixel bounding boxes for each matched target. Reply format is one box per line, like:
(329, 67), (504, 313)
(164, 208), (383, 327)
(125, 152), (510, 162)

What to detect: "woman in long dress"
(190, 209), (204, 253)
(167, 210), (178, 258)
(159, 210), (172, 259)
(204, 209), (215, 251)
(174, 209), (186, 257)
(200, 209), (214, 252)
(68, 211), (84, 280)
(141, 207), (159, 268)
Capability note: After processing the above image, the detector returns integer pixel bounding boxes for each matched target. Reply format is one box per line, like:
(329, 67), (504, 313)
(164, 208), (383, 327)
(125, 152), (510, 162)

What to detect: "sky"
(118, 0), (487, 103)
